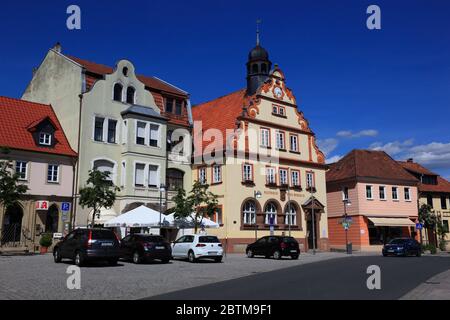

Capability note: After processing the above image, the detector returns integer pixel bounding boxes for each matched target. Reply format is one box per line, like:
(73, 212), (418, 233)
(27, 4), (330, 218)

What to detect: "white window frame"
(392, 187), (399, 201)
(342, 187), (349, 201)
(366, 185), (373, 200)
(148, 164), (159, 188)
(291, 170), (300, 187)
(91, 158), (117, 184)
(243, 164), (253, 182)
(279, 169), (288, 185)
(198, 167), (207, 184)
(15, 161), (28, 181)
(121, 161), (126, 187)
(276, 131), (285, 150)
(266, 167), (276, 184)
(122, 120), (128, 144)
(404, 187), (411, 201)
(306, 172), (315, 188)
(112, 82), (124, 102)
(285, 205), (297, 225)
(379, 186), (386, 200)
(134, 120), (161, 148)
(212, 165), (222, 184)
(290, 134), (298, 152)
(243, 201), (256, 225)
(133, 161), (161, 189)
(39, 132), (52, 146)
(265, 203), (277, 225)
(93, 115), (118, 144)
(47, 164), (59, 183)
(260, 128), (270, 148)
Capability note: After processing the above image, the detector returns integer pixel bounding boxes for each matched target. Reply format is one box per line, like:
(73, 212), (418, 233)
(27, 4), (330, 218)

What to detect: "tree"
(419, 203), (438, 246)
(0, 148), (29, 230)
(79, 169), (120, 226)
(436, 216), (448, 251)
(171, 181), (219, 233)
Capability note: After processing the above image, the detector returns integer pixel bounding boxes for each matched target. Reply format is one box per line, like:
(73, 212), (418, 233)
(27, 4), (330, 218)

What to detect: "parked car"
(53, 228), (121, 266)
(120, 234), (171, 264)
(246, 236), (300, 260)
(382, 238), (421, 257)
(172, 235), (223, 263)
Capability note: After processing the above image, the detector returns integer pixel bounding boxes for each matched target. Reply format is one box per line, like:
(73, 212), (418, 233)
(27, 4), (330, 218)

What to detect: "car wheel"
(54, 248), (62, 263)
(291, 255), (299, 260)
(74, 251), (84, 267)
(132, 251), (142, 264)
(188, 251), (197, 263)
(246, 250), (254, 258)
(108, 259), (118, 266)
(214, 256), (223, 263)
(416, 250), (422, 257)
(161, 258), (170, 264)
(382, 253), (387, 257)
(273, 250), (282, 260)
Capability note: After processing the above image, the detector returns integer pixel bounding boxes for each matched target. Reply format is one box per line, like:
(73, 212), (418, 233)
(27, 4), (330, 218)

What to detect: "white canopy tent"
(166, 213), (220, 229)
(88, 207), (118, 225)
(104, 205), (172, 228)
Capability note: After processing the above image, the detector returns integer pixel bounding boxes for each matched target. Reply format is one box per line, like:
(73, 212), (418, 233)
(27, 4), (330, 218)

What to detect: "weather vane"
(256, 19), (262, 45)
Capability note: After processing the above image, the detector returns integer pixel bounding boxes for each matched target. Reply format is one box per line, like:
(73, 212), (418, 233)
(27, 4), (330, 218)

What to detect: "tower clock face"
(274, 87), (283, 98)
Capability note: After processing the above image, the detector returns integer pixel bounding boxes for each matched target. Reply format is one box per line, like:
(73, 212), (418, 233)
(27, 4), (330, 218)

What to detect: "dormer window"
(39, 132), (52, 146)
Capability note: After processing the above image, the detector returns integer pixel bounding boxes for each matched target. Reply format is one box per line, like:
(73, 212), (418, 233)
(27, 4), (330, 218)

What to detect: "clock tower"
(246, 23), (272, 96)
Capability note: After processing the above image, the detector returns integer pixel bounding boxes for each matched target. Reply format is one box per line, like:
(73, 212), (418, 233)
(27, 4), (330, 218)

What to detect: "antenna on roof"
(256, 19), (262, 46)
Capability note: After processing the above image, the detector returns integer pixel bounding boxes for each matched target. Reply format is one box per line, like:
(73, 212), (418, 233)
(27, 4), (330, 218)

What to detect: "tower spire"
(256, 19), (261, 46)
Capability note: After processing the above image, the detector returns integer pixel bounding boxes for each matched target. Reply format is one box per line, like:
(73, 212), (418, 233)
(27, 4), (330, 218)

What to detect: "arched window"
(264, 202), (277, 225)
(113, 83), (123, 102)
(261, 63), (267, 73)
(243, 200), (256, 225)
(252, 64), (259, 74)
(126, 86), (135, 104)
(167, 169), (184, 191)
(285, 204), (297, 226)
(93, 159), (115, 183)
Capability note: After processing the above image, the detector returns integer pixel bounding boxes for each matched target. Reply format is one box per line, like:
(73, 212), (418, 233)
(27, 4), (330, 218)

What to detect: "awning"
(368, 217), (415, 227)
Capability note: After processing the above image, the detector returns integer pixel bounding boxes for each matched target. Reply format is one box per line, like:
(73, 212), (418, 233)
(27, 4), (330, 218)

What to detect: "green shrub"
(39, 233), (53, 248)
(439, 240), (447, 252)
(422, 243), (437, 254)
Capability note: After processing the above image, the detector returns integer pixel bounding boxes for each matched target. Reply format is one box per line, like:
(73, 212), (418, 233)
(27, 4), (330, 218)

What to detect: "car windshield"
(91, 230), (116, 240)
(388, 239), (409, 245)
(283, 237), (297, 243)
(199, 236), (220, 243)
(138, 235), (164, 243)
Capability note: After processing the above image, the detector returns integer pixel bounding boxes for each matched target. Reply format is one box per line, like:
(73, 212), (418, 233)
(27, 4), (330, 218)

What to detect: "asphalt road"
(148, 255), (450, 300)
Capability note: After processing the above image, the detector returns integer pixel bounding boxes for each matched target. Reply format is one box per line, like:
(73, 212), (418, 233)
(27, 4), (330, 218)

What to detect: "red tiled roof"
(398, 161), (450, 193)
(326, 149), (418, 184)
(0, 97), (77, 157)
(67, 56), (188, 97)
(192, 89), (247, 150)
(398, 161), (438, 176)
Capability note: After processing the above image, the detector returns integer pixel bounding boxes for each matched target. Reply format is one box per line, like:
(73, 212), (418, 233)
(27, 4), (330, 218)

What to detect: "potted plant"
(39, 233), (53, 254)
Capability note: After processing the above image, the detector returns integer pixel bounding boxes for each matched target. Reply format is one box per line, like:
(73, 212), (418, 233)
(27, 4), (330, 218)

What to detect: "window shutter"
(135, 164), (145, 186)
(148, 165), (158, 186)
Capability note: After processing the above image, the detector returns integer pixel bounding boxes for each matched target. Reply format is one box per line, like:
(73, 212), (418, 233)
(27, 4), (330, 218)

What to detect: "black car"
(246, 236), (300, 260)
(53, 228), (121, 266)
(120, 234), (172, 264)
(382, 238), (421, 257)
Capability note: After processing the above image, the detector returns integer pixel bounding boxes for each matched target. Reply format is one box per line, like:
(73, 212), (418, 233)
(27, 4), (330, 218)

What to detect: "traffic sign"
(61, 202), (71, 212)
(416, 223), (423, 230)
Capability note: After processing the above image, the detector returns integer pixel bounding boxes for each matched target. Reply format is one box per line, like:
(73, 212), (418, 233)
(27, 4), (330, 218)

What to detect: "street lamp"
(343, 197), (352, 254)
(159, 184), (166, 234)
(307, 185), (317, 255)
(254, 191), (262, 240)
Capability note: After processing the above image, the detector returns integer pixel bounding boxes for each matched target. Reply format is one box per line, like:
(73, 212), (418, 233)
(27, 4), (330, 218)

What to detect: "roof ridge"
(193, 88), (246, 108)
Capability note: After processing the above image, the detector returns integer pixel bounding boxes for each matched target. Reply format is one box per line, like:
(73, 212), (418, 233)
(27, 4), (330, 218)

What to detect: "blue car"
(382, 238), (421, 257)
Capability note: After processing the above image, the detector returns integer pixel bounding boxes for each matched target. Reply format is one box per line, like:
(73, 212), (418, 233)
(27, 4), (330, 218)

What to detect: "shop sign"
(35, 201), (49, 211)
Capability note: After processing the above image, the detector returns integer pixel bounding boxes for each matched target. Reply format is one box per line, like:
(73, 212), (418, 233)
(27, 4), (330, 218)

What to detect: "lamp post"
(287, 185), (292, 237)
(343, 197), (352, 254)
(308, 185), (317, 255)
(254, 190), (262, 240)
(159, 184), (166, 235)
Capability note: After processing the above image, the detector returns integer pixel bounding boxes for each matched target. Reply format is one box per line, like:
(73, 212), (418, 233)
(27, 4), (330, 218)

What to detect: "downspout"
(71, 93), (83, 229)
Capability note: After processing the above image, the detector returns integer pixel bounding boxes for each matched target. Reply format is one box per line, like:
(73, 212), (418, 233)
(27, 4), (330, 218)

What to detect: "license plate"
(101, 242), (113, 247)
(290, 250), (297, 253)
(388, 250), (394, 252)
(208, 252), (218, 255)
(155, 246), (165, 250)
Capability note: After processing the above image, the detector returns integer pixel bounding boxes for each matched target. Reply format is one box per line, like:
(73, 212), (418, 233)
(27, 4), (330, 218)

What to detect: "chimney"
(53, 42), (62, 53)
(407, 158), (414, 163)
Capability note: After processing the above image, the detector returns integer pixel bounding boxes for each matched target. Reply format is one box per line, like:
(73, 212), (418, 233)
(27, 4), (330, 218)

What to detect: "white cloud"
(326, 155), (343, 164)
(337, 129), (379, 138)
(369, 139), (414, 155)
(317, 138), (339, 156)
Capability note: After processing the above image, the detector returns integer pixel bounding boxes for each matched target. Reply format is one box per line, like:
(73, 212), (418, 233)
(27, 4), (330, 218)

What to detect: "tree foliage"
(171, 181), (219, 233)
(0, 148), (29, 211)
(79, 169), (120, 226)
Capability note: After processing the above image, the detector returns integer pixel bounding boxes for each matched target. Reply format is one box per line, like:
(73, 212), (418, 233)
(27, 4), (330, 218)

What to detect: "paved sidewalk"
(401, 268), (450, 300)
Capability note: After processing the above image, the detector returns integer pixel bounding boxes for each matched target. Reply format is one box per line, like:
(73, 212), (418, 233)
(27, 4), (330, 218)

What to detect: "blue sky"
(0, 0), (449, 178)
